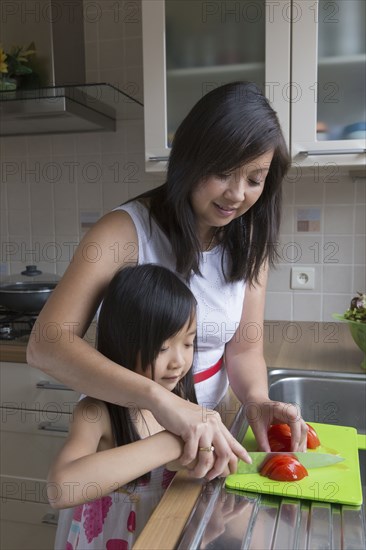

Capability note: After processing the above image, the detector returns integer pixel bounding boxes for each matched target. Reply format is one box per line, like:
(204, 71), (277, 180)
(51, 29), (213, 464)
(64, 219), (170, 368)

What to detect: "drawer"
(1, 413), (69, 480)
(1, 499), (57, 550)
(1, 362), (79, 412)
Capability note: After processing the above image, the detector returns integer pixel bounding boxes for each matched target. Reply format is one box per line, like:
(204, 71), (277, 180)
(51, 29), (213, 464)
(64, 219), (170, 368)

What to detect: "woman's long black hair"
(97, 264), (197, 449)
(136, 81), (290, 284)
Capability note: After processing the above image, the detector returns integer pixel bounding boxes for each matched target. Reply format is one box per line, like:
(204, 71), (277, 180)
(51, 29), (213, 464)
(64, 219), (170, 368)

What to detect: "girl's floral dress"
(54, 467), (175, 550)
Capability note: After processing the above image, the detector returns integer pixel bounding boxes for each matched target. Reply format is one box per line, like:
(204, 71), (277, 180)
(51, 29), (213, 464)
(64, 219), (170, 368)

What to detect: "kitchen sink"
(177, 369), (366, 550)
(268, 370), (366, 492)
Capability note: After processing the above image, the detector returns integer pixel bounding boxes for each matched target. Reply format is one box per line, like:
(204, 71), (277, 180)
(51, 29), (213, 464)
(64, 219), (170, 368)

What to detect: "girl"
(29, 82), (308, 481)
(49, 264), (209, 549)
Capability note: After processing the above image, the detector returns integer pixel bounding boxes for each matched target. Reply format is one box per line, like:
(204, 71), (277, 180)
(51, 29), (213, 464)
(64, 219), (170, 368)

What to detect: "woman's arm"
(28, 211), (249, 478)
(47, 398), (185, 509)
(225, 264), (308, 452)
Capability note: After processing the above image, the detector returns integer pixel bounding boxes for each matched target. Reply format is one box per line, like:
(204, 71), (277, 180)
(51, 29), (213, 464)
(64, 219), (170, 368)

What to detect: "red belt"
(193, 357), (223, 384)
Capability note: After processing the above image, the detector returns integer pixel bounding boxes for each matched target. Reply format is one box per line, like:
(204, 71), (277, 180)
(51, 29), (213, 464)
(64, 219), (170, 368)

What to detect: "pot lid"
(0, 265), (61, 286)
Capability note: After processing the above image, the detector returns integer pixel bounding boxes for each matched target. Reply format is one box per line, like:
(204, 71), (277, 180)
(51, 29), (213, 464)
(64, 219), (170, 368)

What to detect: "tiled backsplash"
(0, 1), (365, 322)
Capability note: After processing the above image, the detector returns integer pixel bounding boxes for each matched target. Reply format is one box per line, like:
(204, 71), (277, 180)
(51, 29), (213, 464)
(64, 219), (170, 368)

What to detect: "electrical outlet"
(291, 267), (315, 290)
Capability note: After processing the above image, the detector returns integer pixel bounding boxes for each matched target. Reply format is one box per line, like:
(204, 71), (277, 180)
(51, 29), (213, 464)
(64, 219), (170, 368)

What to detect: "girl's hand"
(153, 394), (251, 480)
(245, 397), (308, 452)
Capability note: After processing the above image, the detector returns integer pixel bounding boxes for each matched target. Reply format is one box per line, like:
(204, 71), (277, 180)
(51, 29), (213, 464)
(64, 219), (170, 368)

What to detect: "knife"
(237, 452), (345, 474)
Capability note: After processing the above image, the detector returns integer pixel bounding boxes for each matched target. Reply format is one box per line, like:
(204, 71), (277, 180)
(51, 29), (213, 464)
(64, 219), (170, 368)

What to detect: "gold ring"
(198, 446), (215, 452)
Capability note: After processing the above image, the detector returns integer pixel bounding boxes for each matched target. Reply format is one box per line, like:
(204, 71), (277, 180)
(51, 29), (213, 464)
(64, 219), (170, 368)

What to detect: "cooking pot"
(0, 265), (60, 313)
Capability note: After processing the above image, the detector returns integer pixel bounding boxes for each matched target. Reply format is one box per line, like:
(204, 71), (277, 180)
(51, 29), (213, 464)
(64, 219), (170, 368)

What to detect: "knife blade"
(237, 452), (345, 474)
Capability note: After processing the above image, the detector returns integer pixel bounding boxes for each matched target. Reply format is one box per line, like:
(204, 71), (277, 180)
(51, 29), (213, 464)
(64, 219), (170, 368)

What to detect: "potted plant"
(0, 42), (36, 91)
(333, 292), (366, 370)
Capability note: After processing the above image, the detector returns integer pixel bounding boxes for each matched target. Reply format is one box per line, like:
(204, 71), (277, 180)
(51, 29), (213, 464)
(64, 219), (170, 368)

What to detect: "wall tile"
(323, 265), (353, 293)
(353, 266), (366, 291)
(294, 180), (324, 204)
(27, 135), (52, 157)
(53, 183), (78, 209)
(323, 236), (353, 265)
(8, 210), (31, 236)
(78, 183), (102, 209)
(75, 135), (101, 157)
(324, 205), (354, 234)
(6, 183), (30, 210)
(55, 209), (79, 236)
(280, 206), (294, 234)
(30, 183), (54, 210)
(282, 181), (294, 205)
(324, 180), (356, 204)
(124, 37), (143, 67)
(293, 294), (322, 321)
(354, 236), (366, 266)
(122, 0), (142, 38)
(265, 293), (292, 321)
(1, 136), (27, 158)
(2, 158), (25, 185)
(98, 8), (125, 41)
(99, 39), (125, 70)
(31, 209), (55, 237)
(51, 135), (76, 157)
(355, 204), (366, 234)
(323, 294), (351, 321)
(355, 178), (366, 203)
(267, 265), (291, 292)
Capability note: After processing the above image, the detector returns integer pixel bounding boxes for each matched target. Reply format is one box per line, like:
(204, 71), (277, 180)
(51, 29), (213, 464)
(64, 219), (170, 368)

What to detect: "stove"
(0, 308), (36, 342)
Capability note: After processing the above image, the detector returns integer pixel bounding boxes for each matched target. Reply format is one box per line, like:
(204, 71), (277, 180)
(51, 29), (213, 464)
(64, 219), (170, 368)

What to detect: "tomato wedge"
(306, 423), (321, 449)
(268, 424), (292, 452)
(267, 423), (321, 451)
(260, 455), (308, 481)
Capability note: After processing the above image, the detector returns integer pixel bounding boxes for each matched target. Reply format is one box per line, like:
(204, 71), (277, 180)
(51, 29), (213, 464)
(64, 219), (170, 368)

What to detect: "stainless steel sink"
(177, 369), (366, 550)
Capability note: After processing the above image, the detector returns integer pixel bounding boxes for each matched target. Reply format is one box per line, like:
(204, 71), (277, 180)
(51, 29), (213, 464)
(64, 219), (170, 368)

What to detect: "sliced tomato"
(260, 455), (308, 481)
(267, 422), (321, 451)
(268, 424), (292, 452)
(306, 423), (321, 449)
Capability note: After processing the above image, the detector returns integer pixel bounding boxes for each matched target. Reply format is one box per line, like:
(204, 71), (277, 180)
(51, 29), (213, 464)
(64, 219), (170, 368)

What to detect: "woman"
(27, 82), (308, 480)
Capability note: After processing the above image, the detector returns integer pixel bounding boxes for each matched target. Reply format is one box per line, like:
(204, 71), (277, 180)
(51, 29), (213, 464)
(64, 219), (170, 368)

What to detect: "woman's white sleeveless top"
(116, 201), (246, 408)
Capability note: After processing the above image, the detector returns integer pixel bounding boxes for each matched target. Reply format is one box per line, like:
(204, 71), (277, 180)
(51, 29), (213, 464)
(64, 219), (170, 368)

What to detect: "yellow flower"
(0, 47), (8, 74)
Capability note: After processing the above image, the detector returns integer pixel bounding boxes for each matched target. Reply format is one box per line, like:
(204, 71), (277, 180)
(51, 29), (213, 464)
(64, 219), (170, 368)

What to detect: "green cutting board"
(226, 422), (363, 506)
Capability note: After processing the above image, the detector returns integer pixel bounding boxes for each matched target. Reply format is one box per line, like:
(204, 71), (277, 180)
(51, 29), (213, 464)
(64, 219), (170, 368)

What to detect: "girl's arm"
(27, 211), (250, 478)
(47, 398), (186, 509)
(225, 264), (308, 454)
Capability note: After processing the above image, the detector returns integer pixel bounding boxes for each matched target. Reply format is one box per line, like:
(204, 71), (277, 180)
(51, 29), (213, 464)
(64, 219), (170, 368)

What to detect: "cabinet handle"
(36, 380), (71, 391)
(148, 156), (170, 161)
(38, 421), (69, 434)
(41, 512), (58, 526)
(298, 148), (366, 156)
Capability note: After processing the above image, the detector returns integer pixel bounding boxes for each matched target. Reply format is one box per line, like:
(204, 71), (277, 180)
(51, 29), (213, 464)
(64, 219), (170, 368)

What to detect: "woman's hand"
(245, 397), (308, 452)
(152, 392), (251, 481)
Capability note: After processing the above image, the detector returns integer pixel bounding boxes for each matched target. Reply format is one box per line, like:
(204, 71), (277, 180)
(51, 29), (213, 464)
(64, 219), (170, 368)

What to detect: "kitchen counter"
(1, 320), (364, 371)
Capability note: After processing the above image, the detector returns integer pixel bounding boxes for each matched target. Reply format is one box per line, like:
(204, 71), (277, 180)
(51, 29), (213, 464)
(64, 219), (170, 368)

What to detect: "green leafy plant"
(0, 42), (36, 78)
(343, 292), (366, 323)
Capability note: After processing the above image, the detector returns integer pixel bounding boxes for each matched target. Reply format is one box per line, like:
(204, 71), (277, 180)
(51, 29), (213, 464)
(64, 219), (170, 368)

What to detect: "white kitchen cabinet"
(142, 0), (290, 172)
(291, 0), (366, 168)
(142, 0), (365, 172)
(0, 362), (79, 550)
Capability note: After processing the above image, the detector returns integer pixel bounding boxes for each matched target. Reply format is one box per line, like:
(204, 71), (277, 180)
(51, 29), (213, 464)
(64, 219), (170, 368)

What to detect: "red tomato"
(268, 424), (292, 452)
(267, 423), (321, 451)
(260, 455), (308, 481)
(306, 423), (321, 449)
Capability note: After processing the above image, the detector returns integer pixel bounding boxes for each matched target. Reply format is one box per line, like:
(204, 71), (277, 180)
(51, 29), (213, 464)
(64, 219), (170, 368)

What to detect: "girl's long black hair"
(97, 264), (197, 449)
(135, 81), (290, 284)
